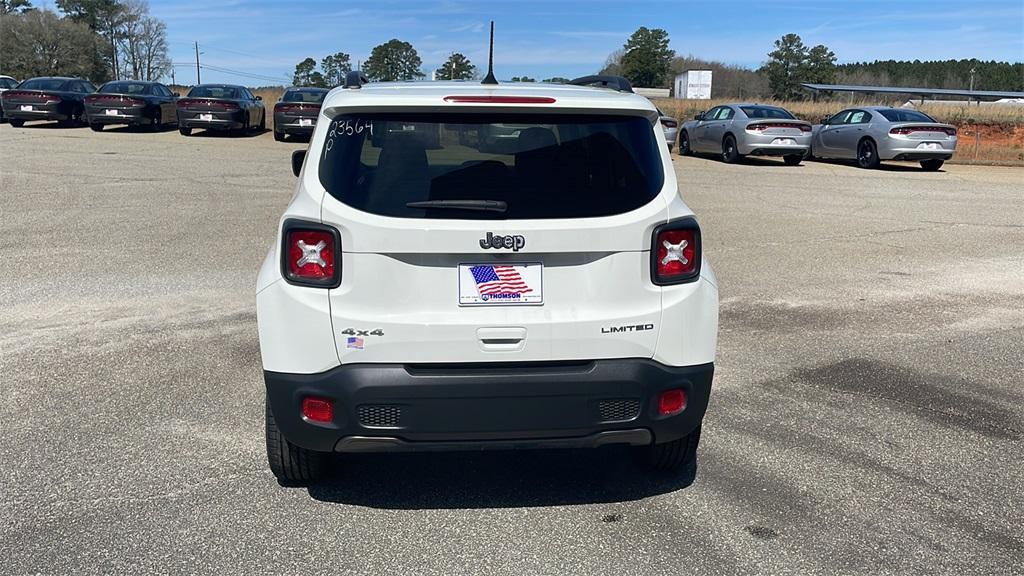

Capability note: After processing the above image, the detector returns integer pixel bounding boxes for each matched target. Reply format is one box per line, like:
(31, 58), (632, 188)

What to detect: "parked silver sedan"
(657, 108), (679, 152)
(810, 106), (956, 171)
(679, 103), (811, 165)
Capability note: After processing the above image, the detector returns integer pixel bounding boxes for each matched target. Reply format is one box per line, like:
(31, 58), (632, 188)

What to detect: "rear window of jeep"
(318, 113), (664, 220)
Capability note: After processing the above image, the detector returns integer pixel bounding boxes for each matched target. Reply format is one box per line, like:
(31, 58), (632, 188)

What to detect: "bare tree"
(115, 0), (169, 81)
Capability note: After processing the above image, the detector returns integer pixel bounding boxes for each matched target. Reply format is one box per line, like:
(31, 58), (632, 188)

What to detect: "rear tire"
(258, 111), (266, 132)
(274, 130), (285, 142)
(856, 138), (880, 169)
(721, 135), (741, 164)
(90, 123), (103, 132)
(10, 119), (25, 127)
(266, 395), (330, 484)
(679, 131), (692, 156)
(920, 159), (944, 171)
(635, 425), (701, 473)
(783, 154), (803, 166)
(179, 126), (192, 136)
(150, 109), (162, 132)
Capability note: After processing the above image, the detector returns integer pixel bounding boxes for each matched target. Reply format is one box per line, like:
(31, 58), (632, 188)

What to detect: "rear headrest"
(517, 127), (557, 153)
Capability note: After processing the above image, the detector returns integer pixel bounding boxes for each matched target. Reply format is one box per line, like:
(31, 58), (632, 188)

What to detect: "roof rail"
(343, 70), (369, 89)
(568, 75), (634, 93)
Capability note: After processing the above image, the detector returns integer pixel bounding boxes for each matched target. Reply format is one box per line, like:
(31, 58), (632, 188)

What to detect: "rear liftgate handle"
(477, 327), (527, 352)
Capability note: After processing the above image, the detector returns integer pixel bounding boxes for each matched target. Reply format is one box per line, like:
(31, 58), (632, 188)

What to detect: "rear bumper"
(85, 106), (151, 125)
(739, 134), (811, 156)
(2, 107), (66, 121)
(266, 359), (714, 453)
(880, 137), (956, 161)
(178, 110), (244, 130)
(273, 113), (316, 134)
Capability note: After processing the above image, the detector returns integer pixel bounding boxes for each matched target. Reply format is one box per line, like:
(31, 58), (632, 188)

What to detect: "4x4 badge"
(479, 232), (525, 252)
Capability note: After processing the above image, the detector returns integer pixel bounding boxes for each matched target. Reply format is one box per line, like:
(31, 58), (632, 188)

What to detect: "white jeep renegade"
(257, 73), (719, 483)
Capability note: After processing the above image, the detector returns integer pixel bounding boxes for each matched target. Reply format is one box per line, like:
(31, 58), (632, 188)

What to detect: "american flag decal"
(470, 265), (533, 296)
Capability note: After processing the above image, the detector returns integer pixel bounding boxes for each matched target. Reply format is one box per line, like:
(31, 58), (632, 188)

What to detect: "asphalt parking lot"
(1, 123), (1022, 576)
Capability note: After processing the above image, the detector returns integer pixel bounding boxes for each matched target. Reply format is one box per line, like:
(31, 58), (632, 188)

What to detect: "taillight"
(658, 389), (687, 416)
(747, 122), (811, 132)
(890, 126), (956, 136)
(3, 90), (59, 104)
(660, 119), (678, 128)
(88, 95), (144, 106)
(443, 95), (556, 104)
(301, 396), (334, 423)
(651, 219), (701, 285)
(276, 103), (316, 113)
(281, 220), (341, 288)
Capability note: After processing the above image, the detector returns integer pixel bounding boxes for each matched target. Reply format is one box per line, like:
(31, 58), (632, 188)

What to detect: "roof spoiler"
(343, 70), (368, 89)
(568, 75), (633, 93)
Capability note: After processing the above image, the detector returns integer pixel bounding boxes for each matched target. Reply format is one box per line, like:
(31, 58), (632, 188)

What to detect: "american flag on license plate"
(470, 265), (533, 296)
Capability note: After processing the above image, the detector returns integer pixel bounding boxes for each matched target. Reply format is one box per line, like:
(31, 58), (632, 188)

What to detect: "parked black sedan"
(176, 84), (265, 136)
(273, 87), (329, 141)
(85, 80), (179, 131)
(1, 76), (96, 127)
(0, 75), (19, 122)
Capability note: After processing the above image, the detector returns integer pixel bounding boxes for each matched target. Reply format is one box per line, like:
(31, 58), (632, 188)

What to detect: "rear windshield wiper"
(406, 200), (508, 213)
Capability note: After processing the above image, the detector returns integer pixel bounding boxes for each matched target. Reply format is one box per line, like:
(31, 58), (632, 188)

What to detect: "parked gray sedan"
(810, 107), (956, 171)
(680, 104), (811, 165)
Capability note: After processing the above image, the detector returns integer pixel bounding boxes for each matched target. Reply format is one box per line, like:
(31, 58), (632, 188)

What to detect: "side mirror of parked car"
(291, 150), (306, 177)
(694, 113), (703, 121)
(173, 92), (180, 97)
(820, 116), (830, 124)
(255, 95), (262, 101)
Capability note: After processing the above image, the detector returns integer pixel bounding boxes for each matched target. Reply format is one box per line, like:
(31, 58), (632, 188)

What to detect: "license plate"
(298, 118), (313, 127)
(459, 263), (543, 305)
(773, 138), (796, 145)
(20, 105), (32, 111)
(917, 142), (941, 150)
(199, 113), (213, 121)
(105, 109), (119, 116)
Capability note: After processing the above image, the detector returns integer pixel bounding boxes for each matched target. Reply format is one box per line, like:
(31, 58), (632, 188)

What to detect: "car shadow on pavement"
(684, 154), (799, 168)
(188, 128), (268, 139)
(809, 157), (939, 172)
(303, 447), (696, 509)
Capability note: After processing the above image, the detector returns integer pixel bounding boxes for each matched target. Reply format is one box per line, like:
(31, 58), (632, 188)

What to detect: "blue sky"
(144, 0), (1024, 86)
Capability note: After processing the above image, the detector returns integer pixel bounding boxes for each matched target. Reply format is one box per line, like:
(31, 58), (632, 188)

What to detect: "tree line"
(0, 0), (171, 83)
(601, 27), (1022, 99)
(291, 43), (479, 87)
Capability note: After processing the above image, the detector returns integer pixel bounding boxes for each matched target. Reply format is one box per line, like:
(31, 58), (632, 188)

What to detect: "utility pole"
(969, 67), (977, 106)
(195, 42), (201, 84)
(171, 67), (175, 87)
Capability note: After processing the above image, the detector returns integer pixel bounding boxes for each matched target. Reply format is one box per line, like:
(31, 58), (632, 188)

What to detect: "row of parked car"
(1, 75), (959, 170)
(671, 102), (958, 171)
(0, 75), (328, 142)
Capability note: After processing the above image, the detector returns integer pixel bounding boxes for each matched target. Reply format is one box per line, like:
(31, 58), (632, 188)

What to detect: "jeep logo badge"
(479, 232), (525, 252)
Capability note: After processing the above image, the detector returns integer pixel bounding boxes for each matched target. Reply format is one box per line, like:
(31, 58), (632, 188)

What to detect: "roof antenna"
(481, 21), (498, 85)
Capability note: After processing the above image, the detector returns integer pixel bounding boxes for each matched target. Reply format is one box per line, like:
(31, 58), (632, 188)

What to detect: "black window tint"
(284, 90), (328, 103)
(828, 111), (851, 124)
(318, 113), (664, 220)
(19, 78), (69, 90)
(0, 78), (18, 89)
(878, 109), (935, 123)
(740, 106), (795, 119)
(702, 107), (718, 120)
(188, 86), (240, 99)
(101, 82), (150, 95)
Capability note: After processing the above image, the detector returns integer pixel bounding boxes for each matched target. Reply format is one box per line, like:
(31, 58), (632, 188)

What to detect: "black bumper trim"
(335, 429), (653, 452)
(265, 359), (714, 453)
